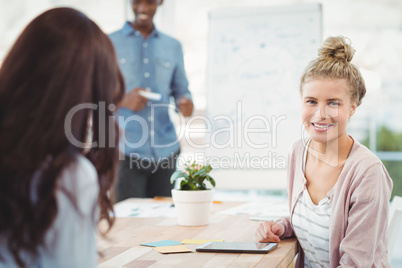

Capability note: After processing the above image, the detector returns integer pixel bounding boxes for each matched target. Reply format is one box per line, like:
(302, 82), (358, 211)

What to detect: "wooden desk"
(98, 198), (297, 268)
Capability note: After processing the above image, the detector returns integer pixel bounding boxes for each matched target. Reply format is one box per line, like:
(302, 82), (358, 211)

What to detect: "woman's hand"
(255, 221), (284, 243)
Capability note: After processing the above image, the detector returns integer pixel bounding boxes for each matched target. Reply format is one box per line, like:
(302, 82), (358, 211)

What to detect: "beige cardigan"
(277, 138), (393, 267)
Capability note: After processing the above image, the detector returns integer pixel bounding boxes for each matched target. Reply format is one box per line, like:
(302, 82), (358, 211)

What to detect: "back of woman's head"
(300, 36), (366, 106)
(0, 7), (124, 266)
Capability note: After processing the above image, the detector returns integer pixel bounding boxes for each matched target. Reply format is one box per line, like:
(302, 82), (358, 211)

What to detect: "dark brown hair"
(0, 7), (124, 266)
(300, 36), (366, 106)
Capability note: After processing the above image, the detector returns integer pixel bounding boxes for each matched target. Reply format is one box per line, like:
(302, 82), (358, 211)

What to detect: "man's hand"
(119, 88), (148, 111)
(255, 221), (284, 243)
(178, 97), (193, 117)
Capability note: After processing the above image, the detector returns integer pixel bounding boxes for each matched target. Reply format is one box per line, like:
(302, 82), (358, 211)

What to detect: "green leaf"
(207, 175), (216, 188)
(205, 165), (213, 173)
(170, 171), (188, 184)
(194, 168), (206, 177)
(180, 180), (190, 190)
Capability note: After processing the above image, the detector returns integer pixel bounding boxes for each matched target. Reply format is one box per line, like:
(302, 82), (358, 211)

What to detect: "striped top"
(293, 188), (331, 267)
(292, 140), (331, 267)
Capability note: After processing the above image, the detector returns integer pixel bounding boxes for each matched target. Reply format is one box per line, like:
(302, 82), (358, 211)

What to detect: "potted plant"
(170, 162), (216, 226)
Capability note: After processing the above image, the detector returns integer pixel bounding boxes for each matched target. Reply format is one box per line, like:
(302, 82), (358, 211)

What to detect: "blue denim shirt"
(109, 22), (191, 160)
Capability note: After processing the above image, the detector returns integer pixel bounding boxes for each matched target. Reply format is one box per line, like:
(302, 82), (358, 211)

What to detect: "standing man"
(109, 0), (193, 201)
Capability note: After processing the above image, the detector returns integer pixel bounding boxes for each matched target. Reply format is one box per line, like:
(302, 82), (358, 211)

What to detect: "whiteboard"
(205, 3), (322, 172)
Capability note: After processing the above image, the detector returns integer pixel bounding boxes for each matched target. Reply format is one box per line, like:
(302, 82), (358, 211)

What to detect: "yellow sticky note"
(181, 239), (224, 244)
(154, 245), (193, 254)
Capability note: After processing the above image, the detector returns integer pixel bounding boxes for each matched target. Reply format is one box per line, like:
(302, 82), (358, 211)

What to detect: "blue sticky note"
(140, 240), (181, 247)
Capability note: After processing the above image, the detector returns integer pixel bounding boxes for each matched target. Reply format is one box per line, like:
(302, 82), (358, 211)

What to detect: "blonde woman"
(256, 36), (393, 267)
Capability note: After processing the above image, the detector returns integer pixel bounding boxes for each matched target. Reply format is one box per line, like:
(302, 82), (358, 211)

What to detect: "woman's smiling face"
(301, 78), (357, 144)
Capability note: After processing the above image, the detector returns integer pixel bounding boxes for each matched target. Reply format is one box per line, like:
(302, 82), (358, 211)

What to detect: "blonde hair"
(300, 36), (366, 106)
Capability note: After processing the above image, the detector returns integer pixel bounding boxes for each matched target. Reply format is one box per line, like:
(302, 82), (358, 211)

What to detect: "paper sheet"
(219, 200), (289, 221)
(154, 245), (193, 254)
(141, 240), (181, 247)
(114, 202), (176, 218)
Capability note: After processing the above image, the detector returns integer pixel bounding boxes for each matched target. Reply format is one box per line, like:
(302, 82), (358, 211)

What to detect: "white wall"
(0, 0), (125, 61)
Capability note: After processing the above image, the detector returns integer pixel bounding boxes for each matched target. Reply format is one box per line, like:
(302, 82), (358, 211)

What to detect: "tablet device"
(195, 241), (277, 254)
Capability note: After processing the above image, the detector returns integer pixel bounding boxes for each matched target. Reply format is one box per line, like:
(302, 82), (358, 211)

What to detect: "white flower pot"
(171, 189), (214, 226)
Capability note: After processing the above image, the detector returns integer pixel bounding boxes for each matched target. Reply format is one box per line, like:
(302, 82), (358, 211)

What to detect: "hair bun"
(317, 36), (355, 62)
